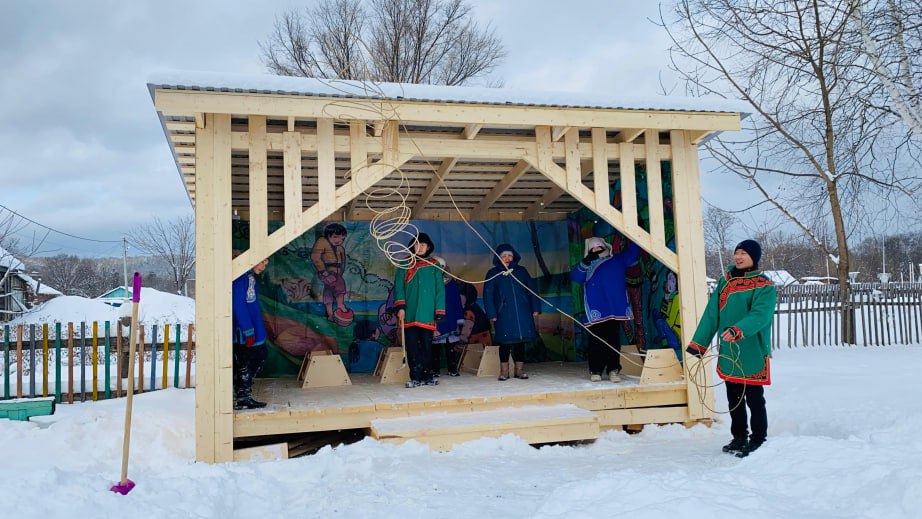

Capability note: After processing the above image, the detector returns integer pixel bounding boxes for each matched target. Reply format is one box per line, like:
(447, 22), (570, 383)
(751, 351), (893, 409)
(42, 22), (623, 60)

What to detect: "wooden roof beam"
(617, 128), (645, 143)
(462, 124), (482, 140)
(470, 160), (530, 220)
(154, 90), (744, 131)
(412, 157), (458, 218)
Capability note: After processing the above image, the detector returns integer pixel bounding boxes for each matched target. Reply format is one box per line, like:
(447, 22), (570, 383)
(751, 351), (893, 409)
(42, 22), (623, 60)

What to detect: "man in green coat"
(687, 239), (777, 458)
(394, 232), (446, 388)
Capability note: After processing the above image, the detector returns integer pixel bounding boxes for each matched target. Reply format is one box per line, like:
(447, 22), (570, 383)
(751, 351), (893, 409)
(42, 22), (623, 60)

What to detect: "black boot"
(234, 365), (267, 410)
(722, 437), (748, 454)
(735, 438), (765, 458)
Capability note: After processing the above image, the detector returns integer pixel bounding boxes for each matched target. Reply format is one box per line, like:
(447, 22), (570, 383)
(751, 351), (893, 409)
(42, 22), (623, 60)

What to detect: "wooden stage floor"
(236, 362), (692, 440)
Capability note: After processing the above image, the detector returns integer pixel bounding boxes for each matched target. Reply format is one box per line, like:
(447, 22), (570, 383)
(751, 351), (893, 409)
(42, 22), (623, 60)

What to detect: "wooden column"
(669, 130), (714, 420)
(195, 112), (235, 463)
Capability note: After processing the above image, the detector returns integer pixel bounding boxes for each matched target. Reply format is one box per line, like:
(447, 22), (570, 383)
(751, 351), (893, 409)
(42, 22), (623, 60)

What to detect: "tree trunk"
(828, 184), (855, 344)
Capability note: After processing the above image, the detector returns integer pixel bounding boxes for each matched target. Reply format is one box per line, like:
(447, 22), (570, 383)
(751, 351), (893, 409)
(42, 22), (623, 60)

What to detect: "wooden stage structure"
(148, 71), (744, 462)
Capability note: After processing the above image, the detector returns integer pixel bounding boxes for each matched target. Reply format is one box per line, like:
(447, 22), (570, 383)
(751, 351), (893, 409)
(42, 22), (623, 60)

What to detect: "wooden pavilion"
(149, 71), (745, 463)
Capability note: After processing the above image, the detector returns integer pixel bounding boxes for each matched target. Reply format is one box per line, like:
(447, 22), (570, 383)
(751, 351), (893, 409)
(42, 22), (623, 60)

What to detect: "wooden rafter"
(413, 157), (458, 217)
(617, 128), (645, 143)
(462, 124), (482, 139)
(470, 160), (530, 220)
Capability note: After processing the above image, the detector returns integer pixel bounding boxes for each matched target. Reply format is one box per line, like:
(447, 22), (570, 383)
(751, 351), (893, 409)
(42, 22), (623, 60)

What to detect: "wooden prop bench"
(457, 343), (501, 377)
(0, 396), (56, 421)
(297, 350), (352, 389)
(370, 403), (600, 450)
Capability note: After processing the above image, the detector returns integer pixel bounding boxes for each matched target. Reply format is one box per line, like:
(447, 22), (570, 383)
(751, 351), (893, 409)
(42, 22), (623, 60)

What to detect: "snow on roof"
(16, 272), (63, 296)
(762, 270), (799, 286)
(0, 244), (24, 272)
(6, 287), (194, 339)
(147, 70), (752, 115)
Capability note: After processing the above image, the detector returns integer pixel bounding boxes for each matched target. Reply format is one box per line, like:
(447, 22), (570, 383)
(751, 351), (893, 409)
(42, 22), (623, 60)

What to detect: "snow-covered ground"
(2, 345), (920, 518)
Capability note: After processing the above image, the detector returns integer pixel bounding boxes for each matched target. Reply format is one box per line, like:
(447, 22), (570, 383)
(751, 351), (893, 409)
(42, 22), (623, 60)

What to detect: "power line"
(0, 203), (121, 244)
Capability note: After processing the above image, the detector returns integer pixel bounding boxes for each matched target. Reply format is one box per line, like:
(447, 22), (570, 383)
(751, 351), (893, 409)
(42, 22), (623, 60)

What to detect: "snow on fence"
(0, 321), (195, 403)
(772, 283), (922, 348)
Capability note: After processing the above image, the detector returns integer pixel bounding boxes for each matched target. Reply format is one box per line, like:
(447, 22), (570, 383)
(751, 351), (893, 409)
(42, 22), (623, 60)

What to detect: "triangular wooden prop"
(458, 343), (501, 377)
(639, 348), (684, 385)
(298, 350), (352, 389)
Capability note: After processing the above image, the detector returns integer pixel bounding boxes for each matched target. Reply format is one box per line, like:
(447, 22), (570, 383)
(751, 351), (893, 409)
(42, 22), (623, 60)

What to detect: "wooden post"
(28, 324), (35, 398)
(3, 325), (9, 399)
(79, 322), (85, 402)
(67, 323), (73, 404)
(138, 325), (145, 394)
(92, 321), (99, 401)
(669, 130), (713, 420)
(163, 324), (170, 389)
(42, 323), (49, 398)
(104, 321), (111, 400)
(173, 324), (181, 388)
(195, 112), (235, 463)
(150, 324), (158, 391)
(55, 323), (62, 402)
(16, 325), (22, 399)
(116, 321), (123, 398)
(185, 324), (194, 388)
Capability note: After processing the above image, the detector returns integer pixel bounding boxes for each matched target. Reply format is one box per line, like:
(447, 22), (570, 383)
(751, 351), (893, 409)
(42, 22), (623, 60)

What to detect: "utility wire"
(0, 203), (121, 244)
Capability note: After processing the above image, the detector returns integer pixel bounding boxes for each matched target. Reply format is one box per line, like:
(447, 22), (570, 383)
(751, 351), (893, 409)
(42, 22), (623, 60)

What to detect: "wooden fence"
(0, 322), (195, 403)
(772, 283), (922, 348)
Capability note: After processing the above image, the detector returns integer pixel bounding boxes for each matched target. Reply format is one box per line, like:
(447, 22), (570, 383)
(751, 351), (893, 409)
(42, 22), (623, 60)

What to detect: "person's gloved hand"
(582, 249), (600, 266)
(320, 271), (336, 286)
(245, 335), (256, 348)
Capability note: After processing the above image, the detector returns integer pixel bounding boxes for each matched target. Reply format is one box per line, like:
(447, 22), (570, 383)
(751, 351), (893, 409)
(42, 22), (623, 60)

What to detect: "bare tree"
(40, 255), (97, 297)
(260, 0), (506, 86)
(703, 205), (740, 275)
(662, 0), (922, 342)
(128, 215), (195, 295)
(851, 0), (922, 141)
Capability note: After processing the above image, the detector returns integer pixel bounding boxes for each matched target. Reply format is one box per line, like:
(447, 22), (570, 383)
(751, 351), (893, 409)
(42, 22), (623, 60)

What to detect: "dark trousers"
(431, 341), (462, 374)
(498, 341), (526, 363)
(405, 326), (434, 382)
(726, 381), (767, 442)
(587, 319), (622, 374)
(233, 344), (268, 399)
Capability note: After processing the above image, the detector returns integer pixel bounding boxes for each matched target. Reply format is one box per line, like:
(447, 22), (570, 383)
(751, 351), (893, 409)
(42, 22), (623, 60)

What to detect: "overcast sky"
(1, 0), (754, 257)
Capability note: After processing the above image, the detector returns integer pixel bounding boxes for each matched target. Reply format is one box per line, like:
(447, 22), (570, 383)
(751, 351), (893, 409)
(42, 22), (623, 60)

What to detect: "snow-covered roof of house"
(148, 70), (752, 115)
(0, 245), (24, 272)
(16, 273), (63, 296)
(763, 270), (799, 287)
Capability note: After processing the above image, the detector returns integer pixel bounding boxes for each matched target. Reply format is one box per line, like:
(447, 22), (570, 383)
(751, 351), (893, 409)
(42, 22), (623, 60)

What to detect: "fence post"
(67, 323), (74, 404)
(3, 325), (9, 399)
(55, 323), (62, 404)
(29, 324), (36, 398)
(92, 321), (98, 401)
(185, 324), (194, 388)
(137, 325), (145, 394)
(42, 323), (49, 397)
(150, 324), (158, 391)
(173, 323), (181, 388)
(16, 325), (23, 399)
(80, 322), (86, 402)
(162, 324), (169, 389)
(104, 321), (111, 400)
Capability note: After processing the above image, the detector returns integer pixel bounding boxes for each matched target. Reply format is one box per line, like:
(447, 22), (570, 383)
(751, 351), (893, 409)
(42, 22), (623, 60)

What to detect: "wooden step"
(370, 404), (599, 450)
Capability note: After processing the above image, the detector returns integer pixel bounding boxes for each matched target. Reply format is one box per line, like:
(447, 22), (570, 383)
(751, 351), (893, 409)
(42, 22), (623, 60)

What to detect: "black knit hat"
(735, 239), (762, 267)
(408, 232), (435, 258)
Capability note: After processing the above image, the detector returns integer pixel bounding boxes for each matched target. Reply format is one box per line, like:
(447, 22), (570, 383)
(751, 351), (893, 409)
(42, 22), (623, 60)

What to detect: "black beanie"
(408, 232), (435, 258)
(735, 239), (762, 267)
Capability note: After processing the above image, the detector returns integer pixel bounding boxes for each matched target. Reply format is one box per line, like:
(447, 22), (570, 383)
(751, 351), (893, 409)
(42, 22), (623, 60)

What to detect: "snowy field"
(2, 344), (920, 519)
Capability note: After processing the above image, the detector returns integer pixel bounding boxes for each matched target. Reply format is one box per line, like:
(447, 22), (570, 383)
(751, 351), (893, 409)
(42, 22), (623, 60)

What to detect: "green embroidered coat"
(394, 258), (446, 330)
(688, 267), (777, 385)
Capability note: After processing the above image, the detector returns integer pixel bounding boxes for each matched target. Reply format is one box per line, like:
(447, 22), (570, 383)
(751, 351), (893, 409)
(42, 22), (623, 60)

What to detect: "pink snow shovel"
(111, 273), (142, 495)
